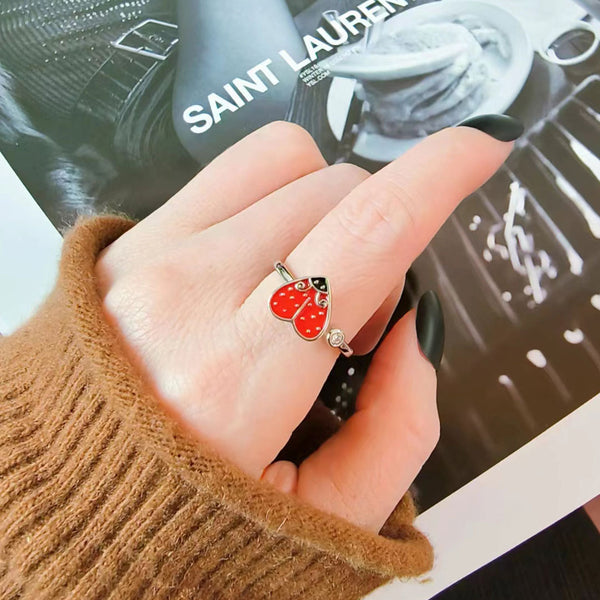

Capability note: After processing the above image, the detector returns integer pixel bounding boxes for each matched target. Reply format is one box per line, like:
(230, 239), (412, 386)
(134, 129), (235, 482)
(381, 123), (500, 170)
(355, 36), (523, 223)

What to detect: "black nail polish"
(416, 291), (445, 371)
(457, 114), (524, 142)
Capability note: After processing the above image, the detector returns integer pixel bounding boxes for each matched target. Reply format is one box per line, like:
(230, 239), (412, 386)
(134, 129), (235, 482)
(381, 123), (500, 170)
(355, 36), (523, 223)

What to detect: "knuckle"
(335, 177), (417, 249)
(263, 119), (302, 136)
(329, 162), (370, 186)
(334, 198), (382, 250)
(263, 121), (325, 167)
(102, 276), (155, 347)
(263, 120), (312, 146)
(103, 260), (190, 336)
(375, 176), (419, 231)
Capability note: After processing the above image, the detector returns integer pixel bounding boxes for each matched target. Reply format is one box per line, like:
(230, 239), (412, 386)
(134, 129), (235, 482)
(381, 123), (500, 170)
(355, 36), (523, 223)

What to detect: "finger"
(241, 125), (512, 417)
(275, 399), (342, 465)
(295, 302), (441, 532)
(283, 126), (513, 338)
(233, 126), (511, 475)
(261, 461), (298, 495)
(351, 281), (404, 355)
(146, 121), (327, 236)
(247, 125), (512, 354)
(352, 268), (418, 355)
(197, 163), (369, 301)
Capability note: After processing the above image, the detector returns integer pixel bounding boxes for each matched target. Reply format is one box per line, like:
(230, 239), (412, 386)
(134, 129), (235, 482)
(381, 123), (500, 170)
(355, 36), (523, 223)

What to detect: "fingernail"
(416, 291), (445, 371)
(456, 114), (524, 142)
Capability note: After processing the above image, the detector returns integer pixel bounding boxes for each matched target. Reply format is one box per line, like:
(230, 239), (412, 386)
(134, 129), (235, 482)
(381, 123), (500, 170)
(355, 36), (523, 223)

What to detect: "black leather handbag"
(0, 0), (180, 168)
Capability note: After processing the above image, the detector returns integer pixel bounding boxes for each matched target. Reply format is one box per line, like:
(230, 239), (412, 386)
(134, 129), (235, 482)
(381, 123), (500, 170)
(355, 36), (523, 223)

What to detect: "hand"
(96, 121), (513, 532)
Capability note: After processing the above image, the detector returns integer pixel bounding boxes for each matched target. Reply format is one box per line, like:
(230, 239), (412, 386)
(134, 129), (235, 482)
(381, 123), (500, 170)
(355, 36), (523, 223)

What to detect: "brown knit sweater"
(0, 217), (433, 599)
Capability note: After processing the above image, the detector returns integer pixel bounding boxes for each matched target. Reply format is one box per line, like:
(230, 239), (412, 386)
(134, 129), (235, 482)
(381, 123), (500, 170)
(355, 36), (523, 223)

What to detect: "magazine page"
(1, 0), (599, 595)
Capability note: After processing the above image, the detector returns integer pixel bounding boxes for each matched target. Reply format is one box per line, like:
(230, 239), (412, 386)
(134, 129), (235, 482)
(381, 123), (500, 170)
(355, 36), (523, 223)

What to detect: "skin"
(96, 121), (513, 533)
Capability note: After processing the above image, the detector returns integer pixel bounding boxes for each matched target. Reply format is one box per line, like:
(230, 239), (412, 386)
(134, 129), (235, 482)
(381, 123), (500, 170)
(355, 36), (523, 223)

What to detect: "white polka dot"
(316, 327), (321, 331)
(273, 301), (278, 305)
(318, 311), (324, 315)
(279, 292), (285, 296)
(288, 287), (293, 290)
(311, 315), (316, 319)
(290, 295), (295, 299)
(300, 317), (305, 320)
(307, 329), (311, 333)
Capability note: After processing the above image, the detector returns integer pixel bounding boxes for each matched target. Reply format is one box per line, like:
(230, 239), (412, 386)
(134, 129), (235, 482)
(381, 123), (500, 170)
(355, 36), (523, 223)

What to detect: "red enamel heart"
(270, 278), (330, 341)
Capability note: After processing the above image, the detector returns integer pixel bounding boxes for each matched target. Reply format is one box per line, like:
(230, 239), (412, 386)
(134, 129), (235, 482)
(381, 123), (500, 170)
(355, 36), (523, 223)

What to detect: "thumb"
(293, 292), (444, 532)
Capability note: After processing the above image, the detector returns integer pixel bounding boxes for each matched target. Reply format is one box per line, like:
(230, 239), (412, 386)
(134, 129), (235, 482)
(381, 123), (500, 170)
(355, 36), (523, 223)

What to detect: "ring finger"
(196, 162), (369, 303)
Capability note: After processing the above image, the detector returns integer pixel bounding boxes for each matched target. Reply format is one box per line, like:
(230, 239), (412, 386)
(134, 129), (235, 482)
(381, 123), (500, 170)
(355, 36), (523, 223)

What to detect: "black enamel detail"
(310, 278), (329, 293)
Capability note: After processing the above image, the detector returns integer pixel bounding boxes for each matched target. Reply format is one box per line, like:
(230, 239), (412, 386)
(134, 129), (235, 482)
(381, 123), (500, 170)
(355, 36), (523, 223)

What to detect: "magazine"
(1, 0), (599, 596)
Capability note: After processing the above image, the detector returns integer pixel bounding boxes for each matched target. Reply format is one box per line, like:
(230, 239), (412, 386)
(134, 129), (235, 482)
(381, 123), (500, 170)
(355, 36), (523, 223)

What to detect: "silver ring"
(269, 261), (353, 358)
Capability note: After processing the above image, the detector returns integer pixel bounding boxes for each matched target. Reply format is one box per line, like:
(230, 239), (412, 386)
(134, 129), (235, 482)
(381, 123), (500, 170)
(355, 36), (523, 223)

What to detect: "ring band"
(269, 261), (353, 357)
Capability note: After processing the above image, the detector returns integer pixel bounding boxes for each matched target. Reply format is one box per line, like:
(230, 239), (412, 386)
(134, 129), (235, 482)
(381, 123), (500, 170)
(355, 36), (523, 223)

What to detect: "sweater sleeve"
(0, 216), (433, 600)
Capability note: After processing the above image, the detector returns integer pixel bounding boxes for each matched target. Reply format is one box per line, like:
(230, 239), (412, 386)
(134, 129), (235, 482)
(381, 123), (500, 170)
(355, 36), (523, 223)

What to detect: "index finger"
(255, 117), (522, 346)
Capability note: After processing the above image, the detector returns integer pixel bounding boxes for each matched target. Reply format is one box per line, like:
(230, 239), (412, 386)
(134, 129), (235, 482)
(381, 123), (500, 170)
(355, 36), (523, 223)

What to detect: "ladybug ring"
(269, 261), (353, 357)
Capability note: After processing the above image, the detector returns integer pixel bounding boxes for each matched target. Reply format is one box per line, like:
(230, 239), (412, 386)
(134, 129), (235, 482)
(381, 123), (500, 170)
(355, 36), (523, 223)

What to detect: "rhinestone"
(328, 329), (345, 347)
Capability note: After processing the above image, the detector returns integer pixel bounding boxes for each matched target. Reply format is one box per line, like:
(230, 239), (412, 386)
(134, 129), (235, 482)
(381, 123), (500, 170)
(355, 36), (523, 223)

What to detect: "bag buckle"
(111, 19), (179, 61)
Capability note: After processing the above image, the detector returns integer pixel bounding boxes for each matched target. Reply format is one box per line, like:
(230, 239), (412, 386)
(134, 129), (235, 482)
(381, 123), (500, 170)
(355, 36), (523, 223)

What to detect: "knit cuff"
(0, 216), (433, 600)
